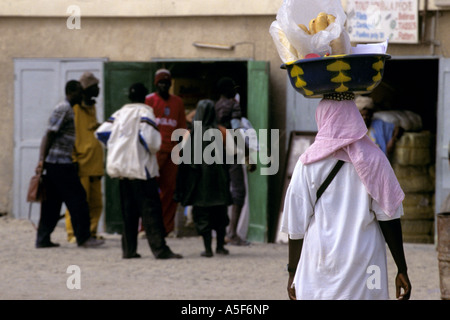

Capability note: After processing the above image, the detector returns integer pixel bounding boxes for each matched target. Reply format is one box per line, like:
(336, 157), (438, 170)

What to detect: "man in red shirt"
(145, 69), (187, 235)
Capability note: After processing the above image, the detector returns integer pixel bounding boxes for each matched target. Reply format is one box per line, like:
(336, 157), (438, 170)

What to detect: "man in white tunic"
(281, 99), (411, 300)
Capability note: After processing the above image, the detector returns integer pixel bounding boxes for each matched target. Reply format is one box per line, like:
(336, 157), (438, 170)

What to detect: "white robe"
(281, 156), (403, 300)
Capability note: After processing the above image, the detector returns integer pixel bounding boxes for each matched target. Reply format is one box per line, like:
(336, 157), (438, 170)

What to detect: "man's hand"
(378, 219), (411, 300)
(35, 161), (44, 175)
(395, 272), (411, 300)
(287, 273), (296, 300)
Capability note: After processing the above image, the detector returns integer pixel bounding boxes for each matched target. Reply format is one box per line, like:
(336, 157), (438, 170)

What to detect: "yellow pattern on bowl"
(281, 54), (390, 99)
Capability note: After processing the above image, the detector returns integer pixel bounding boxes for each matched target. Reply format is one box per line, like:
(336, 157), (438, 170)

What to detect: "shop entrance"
(371, 57), (438, 243)
(103, 60), (270, 242)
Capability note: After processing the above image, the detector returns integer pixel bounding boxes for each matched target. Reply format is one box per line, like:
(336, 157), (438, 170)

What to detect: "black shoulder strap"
(315, 160), (344, 205)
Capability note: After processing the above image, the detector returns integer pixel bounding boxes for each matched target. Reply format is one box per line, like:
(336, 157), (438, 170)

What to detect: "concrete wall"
(0, 0), (442, 17)
(0, 0), (284, 17)
(1, 4), (450, 216)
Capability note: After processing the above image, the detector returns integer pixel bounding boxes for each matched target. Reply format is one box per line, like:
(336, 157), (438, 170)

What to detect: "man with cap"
(145, 69), (187, 235)
(65, 71), (105, 243)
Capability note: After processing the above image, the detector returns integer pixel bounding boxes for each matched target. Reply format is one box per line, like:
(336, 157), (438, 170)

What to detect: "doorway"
(103, 59), (270, 242)
(370, 58), (439, 243)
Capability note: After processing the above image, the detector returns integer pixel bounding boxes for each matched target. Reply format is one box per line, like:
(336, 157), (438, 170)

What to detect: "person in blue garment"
(356, 95), (403, 159)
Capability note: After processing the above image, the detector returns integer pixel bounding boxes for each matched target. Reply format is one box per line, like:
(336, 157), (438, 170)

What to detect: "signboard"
(346, 0), (419, 44)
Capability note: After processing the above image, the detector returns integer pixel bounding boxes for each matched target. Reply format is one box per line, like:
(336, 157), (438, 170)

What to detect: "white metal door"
(13, 59), (106, 226)
(13, 59), (60, 224)
(435, 58), (450, 218)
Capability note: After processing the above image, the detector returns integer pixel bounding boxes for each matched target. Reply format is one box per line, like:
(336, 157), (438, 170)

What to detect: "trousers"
(156, 151), (179, 235)
(192, 205), (229, 238)
(119, 178), (171, 258)
(65, 176), (103, 242)
(36, 163), (91, 246)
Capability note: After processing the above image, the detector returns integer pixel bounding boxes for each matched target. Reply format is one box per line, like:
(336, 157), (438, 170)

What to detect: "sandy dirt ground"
(0, 215), (442, 301)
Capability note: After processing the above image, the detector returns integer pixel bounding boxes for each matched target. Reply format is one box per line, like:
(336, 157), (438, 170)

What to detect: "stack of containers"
(374, 111), (435, 243)
(393, 131), (435, 243)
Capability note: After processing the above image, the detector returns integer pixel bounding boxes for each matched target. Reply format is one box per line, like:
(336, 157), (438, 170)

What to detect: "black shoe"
(36, 241), (60, 248)
(79, 237), (105, 248)
(123, 253), (141, 259)
(216, 247), (229, 255)
(157, 251), (183, 259)
(201, 250), (213, 258)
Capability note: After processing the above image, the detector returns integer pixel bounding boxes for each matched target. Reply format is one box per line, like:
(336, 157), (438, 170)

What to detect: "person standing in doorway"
(35, 80), (105, 248)
(174, 99), (232, 257)
(356, 95), (403, 159)
(145, 69), (187, 236)
(214, 77), (250, 246)
(65, 72), (104, 243)
(96, 83), (182, 260)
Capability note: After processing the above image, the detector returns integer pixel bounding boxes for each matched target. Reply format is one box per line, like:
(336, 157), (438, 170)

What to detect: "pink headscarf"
(300, 99), (404, 217)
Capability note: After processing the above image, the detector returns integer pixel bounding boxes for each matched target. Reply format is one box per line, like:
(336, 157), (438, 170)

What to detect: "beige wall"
(1, 8), (450, 215)
(0, 0), (443, 17)
(0, 0), (284, 17)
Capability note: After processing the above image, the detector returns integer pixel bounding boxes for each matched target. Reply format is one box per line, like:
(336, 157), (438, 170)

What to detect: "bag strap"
(315, 160), (344, 205)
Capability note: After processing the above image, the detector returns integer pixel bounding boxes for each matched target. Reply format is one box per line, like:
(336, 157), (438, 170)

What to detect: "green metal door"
(246, 60), (270, 242)
(103, 62), (155, 233)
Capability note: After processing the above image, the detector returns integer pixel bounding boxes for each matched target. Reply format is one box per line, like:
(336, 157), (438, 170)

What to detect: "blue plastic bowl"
(281, 54), (390, 98)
